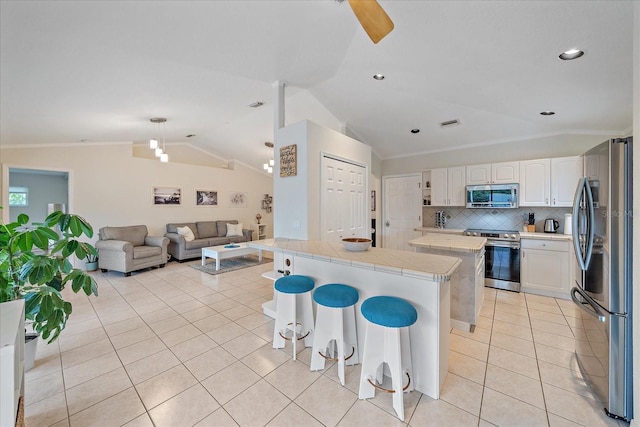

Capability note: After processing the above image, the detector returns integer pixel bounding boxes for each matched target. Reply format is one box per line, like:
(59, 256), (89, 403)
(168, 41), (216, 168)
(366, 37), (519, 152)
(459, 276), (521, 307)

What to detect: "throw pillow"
(226, 223), (243, 237)
(176, 226), (195, 242)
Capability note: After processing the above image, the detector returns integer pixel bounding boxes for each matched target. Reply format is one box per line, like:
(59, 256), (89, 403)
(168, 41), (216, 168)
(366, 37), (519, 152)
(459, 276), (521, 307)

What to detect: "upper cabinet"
(550, 156), (583, 207)
(519, 156), (583, 207)
(520, 159), (551, 206)
(466, 164), (491, 185)
(430, 166), (466, 206)
(466, 161), (519, 185)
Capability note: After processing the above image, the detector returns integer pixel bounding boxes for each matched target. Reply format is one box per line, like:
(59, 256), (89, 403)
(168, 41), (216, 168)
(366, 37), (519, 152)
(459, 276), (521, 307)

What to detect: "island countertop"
(248, 238), (462, 283)
(409, 233), (487, 254)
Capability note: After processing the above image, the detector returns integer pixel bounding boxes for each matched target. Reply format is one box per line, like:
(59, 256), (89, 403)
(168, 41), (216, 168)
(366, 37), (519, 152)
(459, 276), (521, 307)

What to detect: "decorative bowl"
(341, 238), (372, 252)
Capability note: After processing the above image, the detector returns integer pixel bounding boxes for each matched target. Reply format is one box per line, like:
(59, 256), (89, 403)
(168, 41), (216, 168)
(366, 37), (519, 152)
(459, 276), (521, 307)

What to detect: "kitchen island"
(247, 238), (462, 399)
(409, 233), (487, 332)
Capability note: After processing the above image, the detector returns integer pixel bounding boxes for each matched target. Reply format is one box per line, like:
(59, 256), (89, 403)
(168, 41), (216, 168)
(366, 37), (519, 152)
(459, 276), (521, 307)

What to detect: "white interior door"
(321, 156), (367, 243)
(382, 174), (422, 250)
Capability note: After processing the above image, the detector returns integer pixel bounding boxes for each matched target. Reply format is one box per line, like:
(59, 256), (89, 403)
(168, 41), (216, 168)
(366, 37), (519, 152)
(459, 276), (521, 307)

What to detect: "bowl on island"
(341, 237), (372, 252)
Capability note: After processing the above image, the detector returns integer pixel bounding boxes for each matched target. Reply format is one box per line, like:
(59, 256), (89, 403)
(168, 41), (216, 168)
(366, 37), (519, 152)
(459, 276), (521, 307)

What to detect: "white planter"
(24, 333), (38, 371)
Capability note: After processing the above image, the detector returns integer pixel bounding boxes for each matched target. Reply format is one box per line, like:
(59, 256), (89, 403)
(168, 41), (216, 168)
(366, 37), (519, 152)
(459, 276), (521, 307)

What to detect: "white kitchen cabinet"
(448, 167), (466, 206)
(520, 156), (582, 207)
(521, 239), (571, 298)
(519, 159), (551, 206)
(430, 168), (448, 206)
(430, 167), (465, 206)
(466, 164), (491, 185)
(492, 161), (520, 184)
(466, 161), (519, 185)
(551, 156), (583, 207)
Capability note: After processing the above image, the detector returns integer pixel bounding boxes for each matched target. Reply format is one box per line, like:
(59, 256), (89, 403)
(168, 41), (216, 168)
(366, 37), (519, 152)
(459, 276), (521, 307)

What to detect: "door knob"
(385, 220), (390, 227)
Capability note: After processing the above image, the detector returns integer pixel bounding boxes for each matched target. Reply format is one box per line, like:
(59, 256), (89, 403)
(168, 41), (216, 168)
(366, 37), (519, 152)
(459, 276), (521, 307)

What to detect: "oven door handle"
(485, 241), (520, 249)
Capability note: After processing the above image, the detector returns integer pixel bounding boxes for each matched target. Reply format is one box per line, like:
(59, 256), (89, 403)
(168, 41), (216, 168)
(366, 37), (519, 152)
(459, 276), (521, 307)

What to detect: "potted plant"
(85, 252), (99, 272)
(0, 210), (99, 350)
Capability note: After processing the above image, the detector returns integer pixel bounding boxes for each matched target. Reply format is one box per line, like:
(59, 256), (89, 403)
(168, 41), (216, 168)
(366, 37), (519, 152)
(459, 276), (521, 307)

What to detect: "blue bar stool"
(272, 275), (315, 360)
(310, 284), (360, 385)
(358, 295), (417, 421)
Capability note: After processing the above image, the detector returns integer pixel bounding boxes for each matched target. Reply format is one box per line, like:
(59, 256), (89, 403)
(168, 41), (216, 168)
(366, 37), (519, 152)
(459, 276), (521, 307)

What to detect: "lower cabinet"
(521, 239), (571, 299)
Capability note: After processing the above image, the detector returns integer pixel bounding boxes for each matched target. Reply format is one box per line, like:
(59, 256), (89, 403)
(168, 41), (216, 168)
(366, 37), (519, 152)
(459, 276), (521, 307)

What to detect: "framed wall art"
(279, 144), (297, 177)
(229, 191), (248, 208)
(152, 186), (182, 205)
(196, 190), (218, 206)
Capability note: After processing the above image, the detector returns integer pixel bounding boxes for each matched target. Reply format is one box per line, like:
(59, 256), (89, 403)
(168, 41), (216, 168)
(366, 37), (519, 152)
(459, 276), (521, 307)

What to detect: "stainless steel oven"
(464, 229), (521, 292)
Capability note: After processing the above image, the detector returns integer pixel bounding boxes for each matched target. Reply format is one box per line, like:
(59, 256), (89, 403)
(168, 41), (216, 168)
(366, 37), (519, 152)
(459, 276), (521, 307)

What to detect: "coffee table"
(201, 242), (262, 271)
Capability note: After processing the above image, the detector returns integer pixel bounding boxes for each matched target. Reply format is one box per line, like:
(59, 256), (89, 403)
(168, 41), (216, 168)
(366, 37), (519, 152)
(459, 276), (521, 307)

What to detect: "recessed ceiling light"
(559, 49), (584, 60)
(373, 74), (385, 80)
(410, 128), (420, 134)
(540, 111), (555, 116)
(249, 101), (264, 108)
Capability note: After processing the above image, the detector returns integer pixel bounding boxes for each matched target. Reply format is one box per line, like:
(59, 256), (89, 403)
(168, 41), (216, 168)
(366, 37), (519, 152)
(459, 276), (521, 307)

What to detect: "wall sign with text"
(279, 144), (297, 177)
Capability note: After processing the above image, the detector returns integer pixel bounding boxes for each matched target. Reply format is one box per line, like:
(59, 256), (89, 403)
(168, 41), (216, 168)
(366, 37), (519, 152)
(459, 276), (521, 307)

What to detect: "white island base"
(249, 239), (461, 400)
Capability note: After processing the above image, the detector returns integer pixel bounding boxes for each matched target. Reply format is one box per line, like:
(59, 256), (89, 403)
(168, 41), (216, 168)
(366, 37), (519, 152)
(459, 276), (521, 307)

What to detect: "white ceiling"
(0, 1), (634, 172)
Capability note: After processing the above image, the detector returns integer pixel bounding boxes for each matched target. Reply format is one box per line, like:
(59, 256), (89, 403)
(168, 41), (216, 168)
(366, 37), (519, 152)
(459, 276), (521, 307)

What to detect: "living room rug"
(190, 255), (271, 275)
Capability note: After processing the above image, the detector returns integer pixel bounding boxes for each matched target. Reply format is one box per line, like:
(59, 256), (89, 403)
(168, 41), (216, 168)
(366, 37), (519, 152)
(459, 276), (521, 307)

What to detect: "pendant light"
(150, 118), (168, 162)
(264, 142), (274, 174)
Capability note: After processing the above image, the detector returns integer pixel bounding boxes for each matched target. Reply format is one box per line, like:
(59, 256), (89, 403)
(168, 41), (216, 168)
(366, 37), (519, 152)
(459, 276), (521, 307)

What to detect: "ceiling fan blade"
(348, 0), (394, 44)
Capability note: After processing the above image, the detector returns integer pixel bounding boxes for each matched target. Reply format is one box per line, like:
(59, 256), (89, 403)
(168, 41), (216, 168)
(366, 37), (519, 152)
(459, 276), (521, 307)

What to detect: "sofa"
(96, 225), (169, 276)
(165, 220), (253, 261)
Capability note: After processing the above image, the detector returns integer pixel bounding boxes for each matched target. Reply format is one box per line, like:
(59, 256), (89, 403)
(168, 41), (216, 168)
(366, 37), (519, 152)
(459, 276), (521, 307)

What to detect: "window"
(9, 187), (28, 207)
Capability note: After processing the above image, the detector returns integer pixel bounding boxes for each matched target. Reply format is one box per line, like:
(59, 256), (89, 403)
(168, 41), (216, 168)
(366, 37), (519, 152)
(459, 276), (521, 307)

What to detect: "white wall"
(382, 133), (612, 175)
(0, 143), (273, 242)
(273, 120), (372, 240)
(8, 171), (68, 222)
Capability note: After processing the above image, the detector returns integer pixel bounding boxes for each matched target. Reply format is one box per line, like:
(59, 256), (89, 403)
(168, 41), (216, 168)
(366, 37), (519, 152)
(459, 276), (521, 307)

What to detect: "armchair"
(96, 225), (169, 276)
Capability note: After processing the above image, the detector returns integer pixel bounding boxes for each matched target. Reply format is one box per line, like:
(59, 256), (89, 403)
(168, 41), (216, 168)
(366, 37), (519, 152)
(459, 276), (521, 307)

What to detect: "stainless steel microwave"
(466, 183), (518, 208)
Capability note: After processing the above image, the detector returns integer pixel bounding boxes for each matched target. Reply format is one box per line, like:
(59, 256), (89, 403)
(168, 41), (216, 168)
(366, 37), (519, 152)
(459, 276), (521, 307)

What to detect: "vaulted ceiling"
(0, 1), (634, 172)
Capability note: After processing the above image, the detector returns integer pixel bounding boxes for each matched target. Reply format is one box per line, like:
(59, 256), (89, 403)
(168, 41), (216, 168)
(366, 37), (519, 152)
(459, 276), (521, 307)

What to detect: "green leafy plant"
(0, 210), (99, 343)
(84, 252), (98, 263)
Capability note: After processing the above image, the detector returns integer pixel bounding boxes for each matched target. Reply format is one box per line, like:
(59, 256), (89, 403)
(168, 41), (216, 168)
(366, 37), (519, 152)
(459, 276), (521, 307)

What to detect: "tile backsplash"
(422, 206), (573, 233)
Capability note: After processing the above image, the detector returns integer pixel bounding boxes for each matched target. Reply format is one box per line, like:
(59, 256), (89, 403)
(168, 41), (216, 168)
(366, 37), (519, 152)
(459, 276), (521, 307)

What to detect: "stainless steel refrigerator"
(571, 137), (633, 421)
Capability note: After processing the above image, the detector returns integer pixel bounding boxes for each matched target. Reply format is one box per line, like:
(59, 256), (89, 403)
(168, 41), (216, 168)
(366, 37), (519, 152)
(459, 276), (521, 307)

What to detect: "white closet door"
(321, 156), (367, 244)
(382, 174), (422, 250)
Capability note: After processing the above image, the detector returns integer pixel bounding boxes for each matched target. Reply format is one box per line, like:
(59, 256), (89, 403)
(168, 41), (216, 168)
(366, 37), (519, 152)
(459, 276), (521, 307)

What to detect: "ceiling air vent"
(440, 119), (460, 127)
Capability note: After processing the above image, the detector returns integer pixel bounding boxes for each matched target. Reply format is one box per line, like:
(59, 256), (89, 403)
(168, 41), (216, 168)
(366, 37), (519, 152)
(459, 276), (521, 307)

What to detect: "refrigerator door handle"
(571, 285), (607, 322)
(572, 178), (595, 270)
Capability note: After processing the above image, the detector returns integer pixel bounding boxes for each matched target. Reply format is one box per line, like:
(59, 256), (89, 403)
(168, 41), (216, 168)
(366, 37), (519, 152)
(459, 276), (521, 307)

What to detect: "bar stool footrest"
(318, 346), (356, 362)
(366, 372), (411, 394)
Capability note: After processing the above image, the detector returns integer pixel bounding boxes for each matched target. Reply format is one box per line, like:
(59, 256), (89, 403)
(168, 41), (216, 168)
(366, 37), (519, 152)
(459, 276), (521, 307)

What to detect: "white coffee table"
(201, 242), (262, 271)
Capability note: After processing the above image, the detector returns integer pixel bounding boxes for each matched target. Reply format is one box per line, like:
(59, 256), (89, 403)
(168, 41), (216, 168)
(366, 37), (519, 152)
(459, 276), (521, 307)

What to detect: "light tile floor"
(23, 259), (630, 427)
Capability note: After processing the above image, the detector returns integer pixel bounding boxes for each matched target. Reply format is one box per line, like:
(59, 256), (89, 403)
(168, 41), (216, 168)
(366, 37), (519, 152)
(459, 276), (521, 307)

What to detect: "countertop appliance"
(544, 218), (559, 233)
(570, 137), (633, 421)
(466, 183), (518, 209)
(563, 213), (572, 235)
(463, 229), (520, 292)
